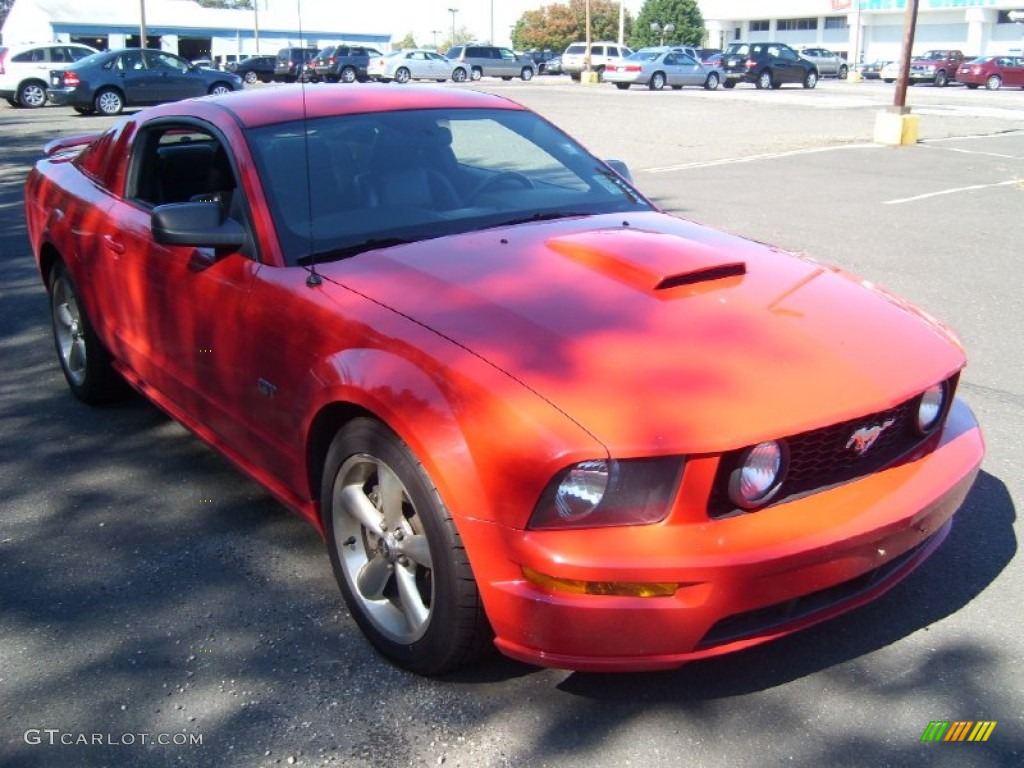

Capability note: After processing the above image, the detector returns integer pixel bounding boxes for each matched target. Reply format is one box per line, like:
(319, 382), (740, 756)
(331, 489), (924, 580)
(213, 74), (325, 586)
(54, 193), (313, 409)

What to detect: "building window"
(777, 18), (819, 32)
(824, 16), (849, 30)
(998, 11), (1021, 24)
(750, 20), (769, 32)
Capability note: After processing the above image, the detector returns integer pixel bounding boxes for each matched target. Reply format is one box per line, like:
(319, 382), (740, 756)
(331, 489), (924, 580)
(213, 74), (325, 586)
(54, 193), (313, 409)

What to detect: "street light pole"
(448, 8), (458, 49)
(139, 0), (147, 49)
(253, 0), (260, 55)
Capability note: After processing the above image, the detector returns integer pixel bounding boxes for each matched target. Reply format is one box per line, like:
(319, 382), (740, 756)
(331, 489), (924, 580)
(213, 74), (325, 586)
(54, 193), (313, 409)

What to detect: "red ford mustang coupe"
(24, 86), (984, 674)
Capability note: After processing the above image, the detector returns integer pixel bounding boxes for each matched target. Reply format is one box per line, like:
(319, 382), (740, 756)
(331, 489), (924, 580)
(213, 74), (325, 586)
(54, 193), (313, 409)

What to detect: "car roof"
(142, 83), (525, 129)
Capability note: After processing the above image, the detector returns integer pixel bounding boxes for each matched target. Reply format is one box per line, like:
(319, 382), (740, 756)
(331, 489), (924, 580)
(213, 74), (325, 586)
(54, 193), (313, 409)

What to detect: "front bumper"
(468, 398), (983, 671)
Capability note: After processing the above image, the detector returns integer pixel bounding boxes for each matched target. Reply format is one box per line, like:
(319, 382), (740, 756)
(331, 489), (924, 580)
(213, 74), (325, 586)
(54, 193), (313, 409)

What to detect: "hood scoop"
(547, 228), (747, 297)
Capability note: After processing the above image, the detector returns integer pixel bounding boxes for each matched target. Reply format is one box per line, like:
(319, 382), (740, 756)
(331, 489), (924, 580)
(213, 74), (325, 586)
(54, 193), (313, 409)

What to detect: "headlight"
(916, 382), (948, 434)
(728, 440), (788, 510)
(529, 457), (684, 529)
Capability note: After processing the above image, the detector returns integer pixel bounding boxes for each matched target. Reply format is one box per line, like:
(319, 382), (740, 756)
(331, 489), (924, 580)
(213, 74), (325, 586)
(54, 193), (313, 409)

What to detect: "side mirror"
(152, 202), (246, 251)
(604, 159), (633, 184)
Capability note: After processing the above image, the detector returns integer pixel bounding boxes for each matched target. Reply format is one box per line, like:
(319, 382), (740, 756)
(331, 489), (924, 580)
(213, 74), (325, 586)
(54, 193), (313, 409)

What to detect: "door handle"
(103, 234), (125, 254)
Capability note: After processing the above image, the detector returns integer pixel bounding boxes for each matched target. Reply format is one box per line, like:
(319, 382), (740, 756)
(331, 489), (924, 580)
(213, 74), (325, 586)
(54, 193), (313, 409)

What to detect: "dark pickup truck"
(908, 50), (965, 87)
(720, 41), (818, 89)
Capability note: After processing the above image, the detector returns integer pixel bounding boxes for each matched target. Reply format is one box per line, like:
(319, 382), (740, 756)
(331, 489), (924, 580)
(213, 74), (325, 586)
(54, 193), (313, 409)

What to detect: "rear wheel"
(649, 72), (666, 91)
(803, 70), (818, 89)
(94, 88), (124, 116)
(723, 80), (736, 89)
(838, 65), (848, 80)
(322, 418), (492, 675)
(756, 69), (773, 90)
(985, 74), (1001, 91)
(243, 70), (258, 84)
(471, 66), (482, 81)
(704, 71), (721, 90)
(208, 82), (232, 96)
(73, 106), (94, 115)
(17, 80), (48, 108)
(966, 83), (979, 90)
(341, 66), (357, 83)
(49, 263), (126, 404)
(395, 67), (411, 84)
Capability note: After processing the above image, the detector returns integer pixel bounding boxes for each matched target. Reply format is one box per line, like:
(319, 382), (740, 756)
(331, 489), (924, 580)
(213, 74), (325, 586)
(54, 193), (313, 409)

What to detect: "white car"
(881, 61), (902, 83)
(0, 42), (98, 108)
(560, 41), (633, 81)
(367, 49), (468, 83)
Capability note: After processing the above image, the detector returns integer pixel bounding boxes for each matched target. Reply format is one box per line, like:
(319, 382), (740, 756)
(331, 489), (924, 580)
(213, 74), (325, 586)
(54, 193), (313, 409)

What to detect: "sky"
(268, 1), (646, 48)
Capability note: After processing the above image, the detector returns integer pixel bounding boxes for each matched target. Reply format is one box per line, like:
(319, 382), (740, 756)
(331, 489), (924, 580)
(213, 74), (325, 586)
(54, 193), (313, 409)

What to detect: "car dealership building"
(699, 0), (1024, 62)
(0, 0), (389, 66)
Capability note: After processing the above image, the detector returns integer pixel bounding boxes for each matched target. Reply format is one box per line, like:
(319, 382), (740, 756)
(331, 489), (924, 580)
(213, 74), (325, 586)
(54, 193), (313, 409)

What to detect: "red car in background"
(958, 55), (1024, 90)
(23, 85), (983, 674)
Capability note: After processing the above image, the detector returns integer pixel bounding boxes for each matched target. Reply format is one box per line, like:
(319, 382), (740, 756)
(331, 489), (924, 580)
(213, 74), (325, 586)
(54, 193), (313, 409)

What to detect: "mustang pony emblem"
(846, 418), (896, 456)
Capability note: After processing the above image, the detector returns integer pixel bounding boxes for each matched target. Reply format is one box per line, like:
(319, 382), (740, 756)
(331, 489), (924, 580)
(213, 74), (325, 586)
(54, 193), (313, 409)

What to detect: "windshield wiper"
(483, 211), (593, 229)
(297, 237), (414, 265)
(594, 166), (642, 204)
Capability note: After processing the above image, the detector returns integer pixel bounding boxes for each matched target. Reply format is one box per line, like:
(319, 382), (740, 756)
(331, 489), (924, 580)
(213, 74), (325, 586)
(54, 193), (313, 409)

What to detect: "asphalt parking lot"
(1, 78), (1022, 767)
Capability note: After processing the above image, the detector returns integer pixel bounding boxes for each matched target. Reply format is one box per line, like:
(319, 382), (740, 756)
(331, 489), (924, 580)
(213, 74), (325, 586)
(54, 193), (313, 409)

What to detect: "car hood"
(320, 212), (964, 455)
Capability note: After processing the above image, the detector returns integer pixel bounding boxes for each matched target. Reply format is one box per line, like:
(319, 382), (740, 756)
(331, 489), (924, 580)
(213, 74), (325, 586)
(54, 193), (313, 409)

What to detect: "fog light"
(729, 440), (787, 509)
(917, 382), (947, 434)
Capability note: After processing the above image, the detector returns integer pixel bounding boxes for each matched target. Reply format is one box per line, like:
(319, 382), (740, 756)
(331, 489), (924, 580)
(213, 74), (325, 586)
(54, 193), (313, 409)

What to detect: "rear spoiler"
(43, 133), (98, 157)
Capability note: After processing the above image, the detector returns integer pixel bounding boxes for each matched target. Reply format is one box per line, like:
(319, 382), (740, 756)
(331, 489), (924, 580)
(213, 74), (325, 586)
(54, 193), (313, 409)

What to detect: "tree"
(512, 1), (632, 55)
(0, 0), (14, 41)
(198, 0), (254, 8)
(631, 0), (703, 48)
(439, 26), (474, 54)
(393, 32), (417, 50)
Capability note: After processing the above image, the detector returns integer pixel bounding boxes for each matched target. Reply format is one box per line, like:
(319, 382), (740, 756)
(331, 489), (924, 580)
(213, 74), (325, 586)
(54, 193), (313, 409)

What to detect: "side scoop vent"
(655, 262), (747, 291)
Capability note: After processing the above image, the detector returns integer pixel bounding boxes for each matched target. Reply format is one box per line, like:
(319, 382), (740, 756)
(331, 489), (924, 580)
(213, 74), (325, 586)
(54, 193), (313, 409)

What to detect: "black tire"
(723, 80), (736, 89)
(614, 82), (630, 90)
(756, 69), (773, 90)
(648, 71), (666, 91)
(4, 96), (18, 107)
(321, 418), (492, 675)
(966, 83), (979, 90)
(94, 88), (124, 116)
(595, 66), (605, 82)
(208, 82), (233, 96)
(243, 70), (258, 84)
(838, 65), (848, 80)
(501, 76), (512, 81)
(17, 79), (48, 108)
(569, 72), (580, 82)
(934, 70), (948, 87)
(395, 67), (411, 84)
(520, 67), (533, 81)
(341, 66), (357, 83)
(883, 78), (894, 84)
(985, 75), (1001, 91)
(471, 67), (482, 81)
(73, 106), (94, 115)
(803, 70), (818, 89)
(48, 262), (127, 404)
(704, 71), (720, 90)
(451, 67), (467, 83)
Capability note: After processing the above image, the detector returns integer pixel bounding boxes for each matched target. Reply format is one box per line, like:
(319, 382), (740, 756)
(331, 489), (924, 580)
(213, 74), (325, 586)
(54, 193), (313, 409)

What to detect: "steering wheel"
(467, 171), (534, 204)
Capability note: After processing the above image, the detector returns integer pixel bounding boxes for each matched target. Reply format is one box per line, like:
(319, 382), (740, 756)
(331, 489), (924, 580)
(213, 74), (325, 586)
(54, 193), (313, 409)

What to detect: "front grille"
(708, 376), (956, 518)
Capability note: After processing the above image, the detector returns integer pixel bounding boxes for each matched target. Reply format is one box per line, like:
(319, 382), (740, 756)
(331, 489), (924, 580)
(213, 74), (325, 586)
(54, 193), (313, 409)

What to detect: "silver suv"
(560, 41), (633, 81)
(0, 42), (97, 108)
(445, 45), (534, 81)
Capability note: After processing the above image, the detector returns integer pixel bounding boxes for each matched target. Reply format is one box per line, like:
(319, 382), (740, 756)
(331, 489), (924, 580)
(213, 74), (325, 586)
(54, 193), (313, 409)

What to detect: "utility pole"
(254, 0), (261, 54)
(892, 0), (920, 112)
(139, 0), (147, 49)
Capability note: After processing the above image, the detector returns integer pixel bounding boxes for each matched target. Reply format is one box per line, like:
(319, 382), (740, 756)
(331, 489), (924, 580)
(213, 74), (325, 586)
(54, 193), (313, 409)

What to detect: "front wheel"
(985, 75), (1001, 91)
(94, 88), (124, 116)
(521, 67), (533, 81)
(471, 67), (482, 81)
(395, 67), (411, 84)
(756, 70), (773, 90)
(704, 71), (720, 90)
(17, 80), (48, 108)
(648, 72), (666, 91)
(803, 70), (818, 89)
(243, 70), (258, 84)
(49, 263), (126, 404)
(838, 65), (848, 80)
(934, 70), (948, 87)
(451, 67), (467, 83)
(208, 82), (232, 96)
(322, 419), (492, 675)
(723, 80), (736, 89)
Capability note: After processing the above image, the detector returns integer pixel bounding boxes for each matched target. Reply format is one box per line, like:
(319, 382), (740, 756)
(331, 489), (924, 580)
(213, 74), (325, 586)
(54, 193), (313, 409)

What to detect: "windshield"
(246, 108), (652, 266)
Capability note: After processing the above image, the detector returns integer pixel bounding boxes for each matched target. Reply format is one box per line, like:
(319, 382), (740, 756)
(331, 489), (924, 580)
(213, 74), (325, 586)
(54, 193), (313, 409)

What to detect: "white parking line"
(884, 179), (1024, 205)
(920, 145), (1019, 159)
(642, 144), (879, 173)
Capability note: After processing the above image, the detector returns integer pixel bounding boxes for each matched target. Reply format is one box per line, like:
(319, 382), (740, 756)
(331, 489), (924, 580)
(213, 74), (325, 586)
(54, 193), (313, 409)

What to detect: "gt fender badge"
(846, 418), (896, 456)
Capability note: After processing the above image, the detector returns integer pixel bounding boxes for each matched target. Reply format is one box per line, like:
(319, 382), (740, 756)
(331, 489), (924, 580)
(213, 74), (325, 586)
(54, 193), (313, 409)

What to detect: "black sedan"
(47, 48), (242, 116)
(228, 55), (276, 84)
